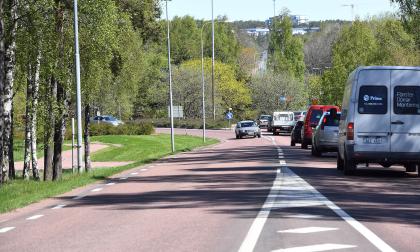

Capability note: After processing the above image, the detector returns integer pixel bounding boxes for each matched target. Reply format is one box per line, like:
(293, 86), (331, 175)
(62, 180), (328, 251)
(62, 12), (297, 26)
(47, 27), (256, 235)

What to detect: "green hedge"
(89, 122), (154, 136)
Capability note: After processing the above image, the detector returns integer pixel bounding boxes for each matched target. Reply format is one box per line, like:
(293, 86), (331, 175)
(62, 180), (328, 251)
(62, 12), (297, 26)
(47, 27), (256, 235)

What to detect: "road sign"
(226, 112), (233, 120)
(168, 106), (184, 118)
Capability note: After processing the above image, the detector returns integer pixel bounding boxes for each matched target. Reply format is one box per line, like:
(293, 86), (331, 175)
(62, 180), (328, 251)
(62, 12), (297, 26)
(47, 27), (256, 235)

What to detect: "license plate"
(248, 132), (254, 135)
(363, 136), (382, 144)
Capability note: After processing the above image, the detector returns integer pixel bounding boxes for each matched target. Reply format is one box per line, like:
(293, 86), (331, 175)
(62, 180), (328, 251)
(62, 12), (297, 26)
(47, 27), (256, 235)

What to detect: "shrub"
(89, 122), (154, 136)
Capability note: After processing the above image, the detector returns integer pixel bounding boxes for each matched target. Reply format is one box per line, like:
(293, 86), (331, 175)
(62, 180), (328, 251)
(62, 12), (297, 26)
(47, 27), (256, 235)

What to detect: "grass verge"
(0, 134), (218, 213)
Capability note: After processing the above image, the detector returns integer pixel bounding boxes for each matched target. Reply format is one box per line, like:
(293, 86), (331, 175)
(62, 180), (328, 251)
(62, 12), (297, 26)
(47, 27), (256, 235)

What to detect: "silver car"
(235, 121), (261, 139)
(311, 111), (341, 156)
(92, 115), (124, 126)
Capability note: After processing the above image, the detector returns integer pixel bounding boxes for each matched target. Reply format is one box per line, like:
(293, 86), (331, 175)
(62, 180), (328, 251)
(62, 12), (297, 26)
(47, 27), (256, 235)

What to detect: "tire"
(343, 151), (356, 175)
(257, 134), (261, 138)
(337, 153), (344, 170)
(301, 140), (308, 149)
(291, 138), (295, 146)
(405, 163), (417, 173)
(311, 144), (321, 157)
(236, 134), (239, 139)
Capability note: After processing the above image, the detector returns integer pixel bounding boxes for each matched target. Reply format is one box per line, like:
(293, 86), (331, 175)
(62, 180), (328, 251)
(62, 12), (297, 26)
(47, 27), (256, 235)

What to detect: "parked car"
(235, 120), (261, 139)
(293, 111), (306, 121)
(337, 66), (420, 175)
(290, 120), (304, 146)
(258, 115), (272, 130)
(311, 110), (341, 156)
(301, 105), (340, 149)
(92, 115), (124, 126)
(271, 111), (295, 135)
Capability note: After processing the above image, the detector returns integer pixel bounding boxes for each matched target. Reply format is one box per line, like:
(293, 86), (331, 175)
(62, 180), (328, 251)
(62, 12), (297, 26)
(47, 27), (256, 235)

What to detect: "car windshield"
(103, 116), (117, 121)
(275, 114), (293, 121)
(310, 110), (323, 124)
(260, 115), (271, 120)
(323, 114), (341, 126)
(241, 122), (254, 127)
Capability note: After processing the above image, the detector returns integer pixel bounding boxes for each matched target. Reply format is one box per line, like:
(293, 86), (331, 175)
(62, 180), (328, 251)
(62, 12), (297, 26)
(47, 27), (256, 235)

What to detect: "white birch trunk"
(2, 0), (18, 181)
(23, 66), (32, 180)
(31, 52), (40, 180)
(0, 0), (5, 184)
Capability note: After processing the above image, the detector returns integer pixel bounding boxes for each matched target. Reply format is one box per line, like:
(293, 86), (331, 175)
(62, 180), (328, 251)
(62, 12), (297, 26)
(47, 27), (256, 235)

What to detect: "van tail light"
(347, 122), (354, 140)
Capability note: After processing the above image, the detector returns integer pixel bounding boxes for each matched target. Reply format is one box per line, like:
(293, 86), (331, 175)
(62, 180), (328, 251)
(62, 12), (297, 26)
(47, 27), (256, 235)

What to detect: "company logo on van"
(363, 95), (369, 102)
(363, 95), (383, 102)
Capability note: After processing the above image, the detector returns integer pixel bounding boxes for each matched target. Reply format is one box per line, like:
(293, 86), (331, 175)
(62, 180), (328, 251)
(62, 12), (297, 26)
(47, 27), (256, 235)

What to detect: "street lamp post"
(165, 0), (175, 152)
(201, 23), (209, 143)
(73, 0), (83, 172)
(211, 0), (216, 121)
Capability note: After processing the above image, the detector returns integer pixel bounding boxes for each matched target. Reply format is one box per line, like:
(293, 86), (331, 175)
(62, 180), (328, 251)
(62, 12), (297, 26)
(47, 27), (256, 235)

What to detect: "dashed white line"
(106, 182), (115, 186)
(52, 204), (66, 210)
(91, 188), (103, 192)
(119, 177), (127, 180)
(140, 169), (148, 172)
(0, 227), (15, 233)
(277, 227), (339, 234)
(73, 195), (86, 200)
(130, 172), (138, 175)
(26, 215), (44, 220)
(284, 214), (323, 219)
(272, 243), (357, 252)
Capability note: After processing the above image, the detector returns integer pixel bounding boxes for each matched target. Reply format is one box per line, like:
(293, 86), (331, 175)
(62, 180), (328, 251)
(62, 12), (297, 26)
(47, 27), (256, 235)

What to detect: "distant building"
(243, 28), (270, 37)
(290, 15), (309, 26)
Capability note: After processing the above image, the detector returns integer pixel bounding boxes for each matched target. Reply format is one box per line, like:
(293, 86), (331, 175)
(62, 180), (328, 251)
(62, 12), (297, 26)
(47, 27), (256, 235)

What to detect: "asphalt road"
(0, 128), (419, 252)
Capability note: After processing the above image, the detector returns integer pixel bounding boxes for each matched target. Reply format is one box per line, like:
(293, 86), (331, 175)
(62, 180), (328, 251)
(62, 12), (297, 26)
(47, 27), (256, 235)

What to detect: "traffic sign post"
(226, 111), (233, 130)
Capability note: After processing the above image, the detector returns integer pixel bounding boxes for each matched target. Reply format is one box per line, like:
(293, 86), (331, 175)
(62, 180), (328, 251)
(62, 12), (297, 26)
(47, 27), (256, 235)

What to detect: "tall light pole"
(342, 4), (355, 21)
(165, 0), (175, 152)
(273, 0), (276, 17)
(211, 0), (216, 121)
(73, 0), (83, 172)
(201, 23), (209, 143)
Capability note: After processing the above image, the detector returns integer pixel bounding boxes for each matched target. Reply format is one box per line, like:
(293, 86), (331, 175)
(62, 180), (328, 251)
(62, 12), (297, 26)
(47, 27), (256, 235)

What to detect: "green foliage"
(170, 16), (200, 65)
(89, 122), (154, 136)
(268, 12), (305, 82)
(318, 18), (420, 105)
(391, 0), (420, 48)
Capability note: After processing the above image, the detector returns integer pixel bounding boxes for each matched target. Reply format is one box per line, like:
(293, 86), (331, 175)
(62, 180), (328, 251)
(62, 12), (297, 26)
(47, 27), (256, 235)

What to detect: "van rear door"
(354, 70), (391, 153)
(390, 70), (420, 153)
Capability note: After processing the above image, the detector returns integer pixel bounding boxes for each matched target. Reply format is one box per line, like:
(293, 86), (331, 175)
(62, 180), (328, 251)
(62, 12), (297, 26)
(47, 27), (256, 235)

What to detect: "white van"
(337, 66), (420, 175)
(271, 111), (295, 135)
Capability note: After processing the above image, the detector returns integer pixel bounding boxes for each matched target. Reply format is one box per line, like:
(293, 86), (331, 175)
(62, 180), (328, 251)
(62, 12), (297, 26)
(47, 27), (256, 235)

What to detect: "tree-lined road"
(1, 129), (420, 251)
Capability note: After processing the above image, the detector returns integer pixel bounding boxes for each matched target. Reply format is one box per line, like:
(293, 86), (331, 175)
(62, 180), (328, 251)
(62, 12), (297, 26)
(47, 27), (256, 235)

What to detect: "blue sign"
(226, 112), (233, 120)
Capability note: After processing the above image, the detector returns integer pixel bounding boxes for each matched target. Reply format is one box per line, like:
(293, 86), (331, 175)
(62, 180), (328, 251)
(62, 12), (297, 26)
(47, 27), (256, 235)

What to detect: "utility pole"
(73, 0), (83, 172)
(273, 0), (276, 17)
(211, 0), (216, 121)
(165, 0), (175, 152)
(342, 4), (355, 21)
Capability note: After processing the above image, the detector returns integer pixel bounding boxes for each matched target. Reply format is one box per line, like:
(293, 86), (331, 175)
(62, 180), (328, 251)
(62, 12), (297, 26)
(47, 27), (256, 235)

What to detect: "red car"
(301, 105), (340, 149)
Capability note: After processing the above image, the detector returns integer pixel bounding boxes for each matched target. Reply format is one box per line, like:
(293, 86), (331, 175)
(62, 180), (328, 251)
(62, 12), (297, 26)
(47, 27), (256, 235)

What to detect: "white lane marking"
(130, 172), (138, 175)
(279, 160), (287, 166)
(277, 227), (339, 234)
(0, 227), (15, 233)
(140, 169), (148, 172)
(106, 182), (115, 186)
(91, 188), (103, 192)
(238, 168), (282, 252)
(26, 215), (44, 220)
(73, 195), (86, 200)
(119, 177), (127, 180)
(284, 214), (323, 219)
(52, 204), (66, 210)
(282, 167), (396, 252)
(149, 165), (155, 168)
(272, 243), (357, 252)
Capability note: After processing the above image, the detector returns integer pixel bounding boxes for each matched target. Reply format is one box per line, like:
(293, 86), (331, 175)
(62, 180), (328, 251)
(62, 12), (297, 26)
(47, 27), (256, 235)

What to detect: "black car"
(290, 120), (304, 146)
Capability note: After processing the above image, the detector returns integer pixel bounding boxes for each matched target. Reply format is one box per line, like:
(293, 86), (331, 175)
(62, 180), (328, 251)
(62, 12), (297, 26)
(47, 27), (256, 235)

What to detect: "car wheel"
(301, 140), (308, 149)
(337, 153), (344, 170)
(311, 144), (321, 157)
(291, 138), (295, 146)
(404, 163), (417, 173)
(236, 134), (239, 139)
(257, 134), (261, 138)
(343, 151), (356, 175)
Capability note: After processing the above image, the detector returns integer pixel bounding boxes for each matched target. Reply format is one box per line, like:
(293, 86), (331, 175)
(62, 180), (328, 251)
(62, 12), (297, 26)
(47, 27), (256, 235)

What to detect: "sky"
(162, 0), (399, 22)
